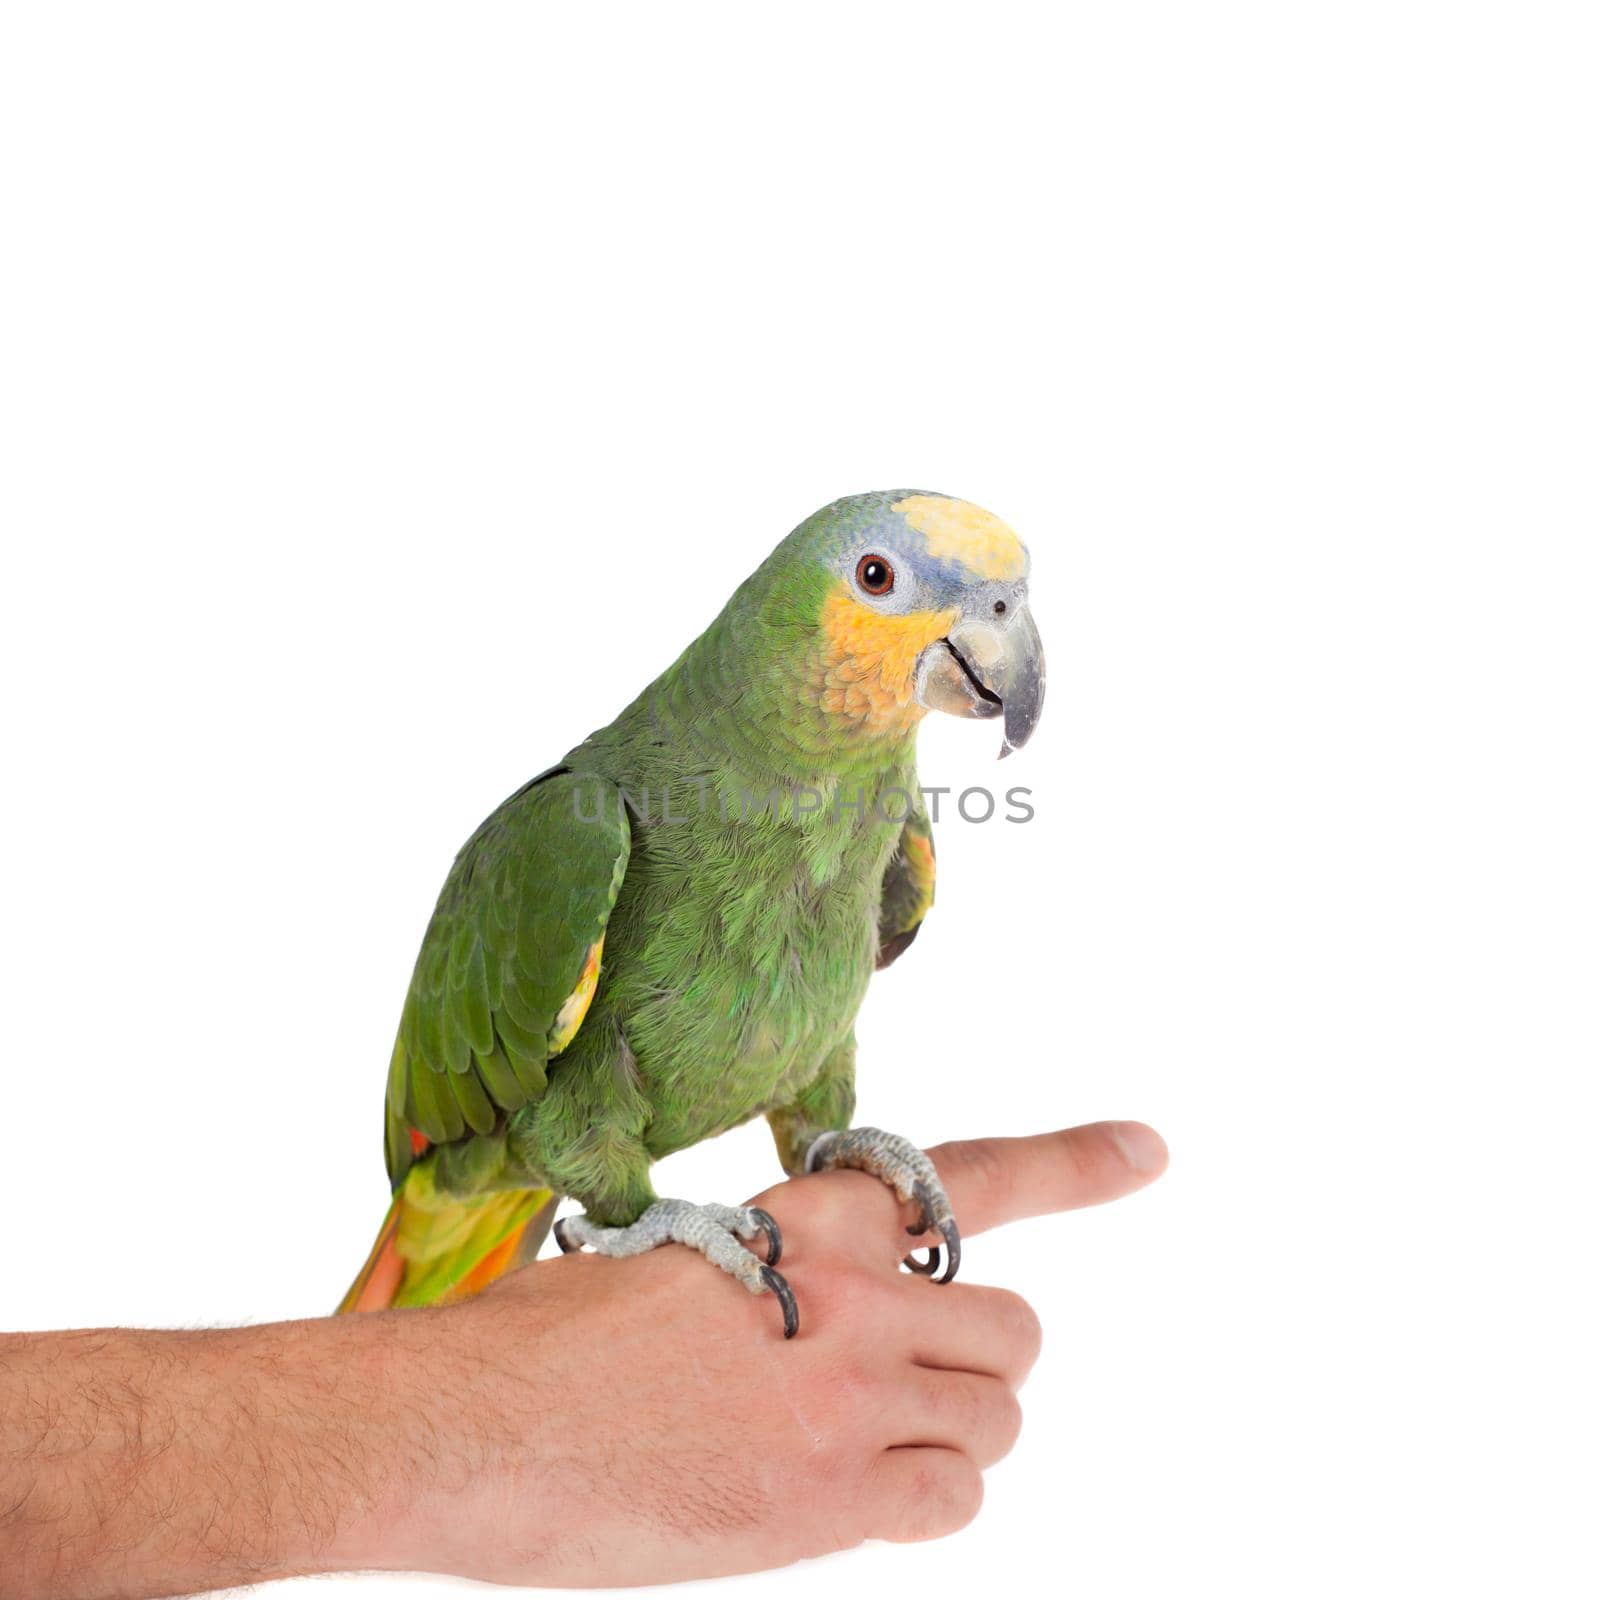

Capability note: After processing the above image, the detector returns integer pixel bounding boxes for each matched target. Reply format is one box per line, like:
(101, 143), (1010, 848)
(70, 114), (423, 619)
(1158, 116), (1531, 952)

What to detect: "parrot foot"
(553, 1200), (798, 1339)
(805, 1127), (962, 1285)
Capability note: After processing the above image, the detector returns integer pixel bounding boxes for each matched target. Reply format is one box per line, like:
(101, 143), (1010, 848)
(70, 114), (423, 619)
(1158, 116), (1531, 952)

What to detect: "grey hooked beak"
(913, 601), (1046, 758)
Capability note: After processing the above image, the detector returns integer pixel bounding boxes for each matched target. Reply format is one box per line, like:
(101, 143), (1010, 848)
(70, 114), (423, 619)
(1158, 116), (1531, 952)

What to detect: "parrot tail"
(336, 1163), (558, 1314)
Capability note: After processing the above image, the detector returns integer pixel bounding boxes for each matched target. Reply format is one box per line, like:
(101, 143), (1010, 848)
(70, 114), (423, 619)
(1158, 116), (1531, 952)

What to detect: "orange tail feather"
(336, 1178), (557, 1314)
(335, 1197), (404, 1314)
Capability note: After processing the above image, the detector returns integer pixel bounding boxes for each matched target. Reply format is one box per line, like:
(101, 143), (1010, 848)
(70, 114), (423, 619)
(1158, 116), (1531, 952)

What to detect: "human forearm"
(0, 1314), (435, 1600)
(1, 1122), (1167, 1595)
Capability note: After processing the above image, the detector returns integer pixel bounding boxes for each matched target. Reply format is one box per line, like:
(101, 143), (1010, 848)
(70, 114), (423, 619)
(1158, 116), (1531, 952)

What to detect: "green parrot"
(337, 490), (1045, 1336)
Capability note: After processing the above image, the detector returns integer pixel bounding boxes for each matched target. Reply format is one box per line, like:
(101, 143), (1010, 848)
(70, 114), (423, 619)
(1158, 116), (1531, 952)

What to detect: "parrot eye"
(855, 554), (895, 597)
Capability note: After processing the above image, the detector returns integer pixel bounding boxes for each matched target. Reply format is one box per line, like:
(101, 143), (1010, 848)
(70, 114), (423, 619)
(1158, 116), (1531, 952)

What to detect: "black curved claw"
(746, 1206), (783, 1267)
(904, 1177), (961, 1284)
(553, 1217), (581, 1254)
(761, 1265), (800, 1339)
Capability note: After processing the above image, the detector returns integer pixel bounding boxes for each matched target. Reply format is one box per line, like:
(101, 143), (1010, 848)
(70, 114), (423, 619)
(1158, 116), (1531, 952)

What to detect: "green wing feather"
(876, 800), (935, 969)
(384, 769), (631, 1188)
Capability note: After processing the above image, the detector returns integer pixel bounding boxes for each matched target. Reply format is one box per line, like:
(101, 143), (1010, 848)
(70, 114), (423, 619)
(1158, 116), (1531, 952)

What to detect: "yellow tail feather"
(336, 1167), (557, 1314)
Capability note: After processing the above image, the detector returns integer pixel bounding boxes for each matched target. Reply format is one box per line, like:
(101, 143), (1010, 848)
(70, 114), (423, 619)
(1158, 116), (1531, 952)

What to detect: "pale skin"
(0, 1121), (1167, 1599)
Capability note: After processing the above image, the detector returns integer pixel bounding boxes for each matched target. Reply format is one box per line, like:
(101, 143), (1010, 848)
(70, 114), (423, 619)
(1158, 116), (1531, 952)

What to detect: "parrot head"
(769, 490), (1046, 759)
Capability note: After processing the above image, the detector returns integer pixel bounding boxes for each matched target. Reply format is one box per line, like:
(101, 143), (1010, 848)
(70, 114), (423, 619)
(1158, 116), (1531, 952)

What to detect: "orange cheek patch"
(813, 586), (959, 735)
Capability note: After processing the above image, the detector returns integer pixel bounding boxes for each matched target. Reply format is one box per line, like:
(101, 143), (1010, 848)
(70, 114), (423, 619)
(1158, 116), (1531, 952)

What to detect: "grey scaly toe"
(554, 1199), (797, 1337)
(806, 1126), (961, 1284)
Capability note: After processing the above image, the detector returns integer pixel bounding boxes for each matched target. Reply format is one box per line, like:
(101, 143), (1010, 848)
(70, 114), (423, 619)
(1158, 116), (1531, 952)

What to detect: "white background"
(2, 4), (1596, 1597)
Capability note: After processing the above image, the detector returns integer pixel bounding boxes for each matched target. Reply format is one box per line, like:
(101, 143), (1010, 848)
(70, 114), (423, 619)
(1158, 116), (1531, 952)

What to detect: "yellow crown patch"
(893, 495), (1026, 583)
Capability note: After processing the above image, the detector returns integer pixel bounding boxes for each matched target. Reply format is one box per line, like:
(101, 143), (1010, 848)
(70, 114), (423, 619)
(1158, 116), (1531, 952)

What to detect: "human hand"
(356, 1120), (1168, 1588)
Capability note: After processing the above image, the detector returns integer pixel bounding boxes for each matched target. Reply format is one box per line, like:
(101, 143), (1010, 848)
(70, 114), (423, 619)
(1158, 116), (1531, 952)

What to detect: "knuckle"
(796, 1171), (870, 1236)
(758, 1184), (824, 1239)
(873, 1453), (986, 1543)
(993, 1388), (1024, 1453)
(911, 1456), (982, 1532)
(939, 1459), (985, 1532)
(994, 1288), (1044, 1364)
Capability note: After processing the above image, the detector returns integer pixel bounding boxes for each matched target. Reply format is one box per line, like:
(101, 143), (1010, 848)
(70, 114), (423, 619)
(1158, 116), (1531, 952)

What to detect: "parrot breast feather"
(384, 769), (631, 1186)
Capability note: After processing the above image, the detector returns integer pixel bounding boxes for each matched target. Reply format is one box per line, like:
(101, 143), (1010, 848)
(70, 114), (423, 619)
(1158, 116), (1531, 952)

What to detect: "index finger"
(926, 1121), (1168, 1240)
